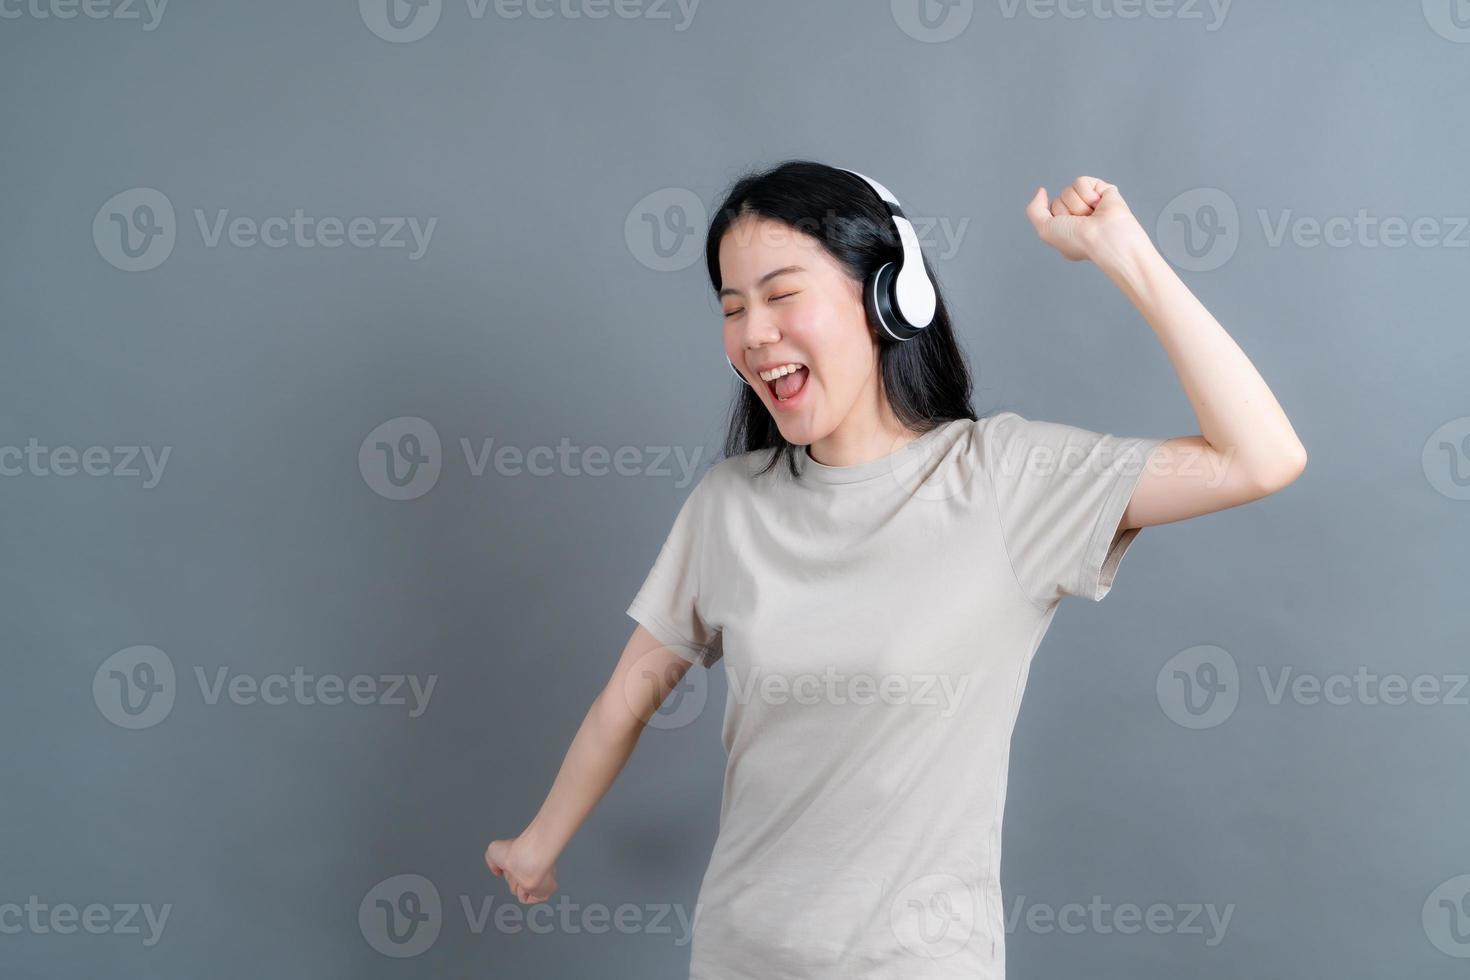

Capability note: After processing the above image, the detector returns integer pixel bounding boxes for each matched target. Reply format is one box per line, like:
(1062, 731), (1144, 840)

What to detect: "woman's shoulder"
(926, 412), (1048, 482)
(709, 447), (783, 489)
(683, 449), (763, 498)
(968, 410), (1064, 458)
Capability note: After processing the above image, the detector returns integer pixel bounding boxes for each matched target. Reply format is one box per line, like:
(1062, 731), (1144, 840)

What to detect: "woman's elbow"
(1254, 443), (1308, 495)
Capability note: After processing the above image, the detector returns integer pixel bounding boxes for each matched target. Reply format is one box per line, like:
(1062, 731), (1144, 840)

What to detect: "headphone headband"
(836, 168), (938, 334)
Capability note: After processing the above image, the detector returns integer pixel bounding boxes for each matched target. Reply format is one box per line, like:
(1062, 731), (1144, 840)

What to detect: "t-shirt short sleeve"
(983, 411), (1165, 606)
(625, 473), (725, 669)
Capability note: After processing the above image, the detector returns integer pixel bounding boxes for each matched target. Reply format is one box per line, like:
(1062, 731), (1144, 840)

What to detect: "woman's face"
(719, 214), (879, 447)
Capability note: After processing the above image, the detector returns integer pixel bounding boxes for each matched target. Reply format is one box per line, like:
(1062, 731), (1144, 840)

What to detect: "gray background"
(3, 0), (1468, 977)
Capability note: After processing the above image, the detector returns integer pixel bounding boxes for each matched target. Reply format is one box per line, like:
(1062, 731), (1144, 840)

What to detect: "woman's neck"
(804, 396), (920, 469)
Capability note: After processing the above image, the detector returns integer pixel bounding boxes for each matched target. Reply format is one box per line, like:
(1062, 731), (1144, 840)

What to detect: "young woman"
(485, 160), (1306, 978)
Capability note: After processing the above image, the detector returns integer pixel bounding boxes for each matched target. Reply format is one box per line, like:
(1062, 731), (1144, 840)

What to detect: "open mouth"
(765, 365), (810, 403)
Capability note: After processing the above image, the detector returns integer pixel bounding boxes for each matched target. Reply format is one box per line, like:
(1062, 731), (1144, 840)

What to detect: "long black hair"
(705, 160), (980, 479)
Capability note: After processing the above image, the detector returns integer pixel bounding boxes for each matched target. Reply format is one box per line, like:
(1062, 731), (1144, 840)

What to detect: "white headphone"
(728, 167), (938, 386)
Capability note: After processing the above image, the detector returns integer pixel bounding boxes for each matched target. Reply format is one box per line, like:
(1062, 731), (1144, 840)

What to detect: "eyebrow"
(718, 265), (805, 300)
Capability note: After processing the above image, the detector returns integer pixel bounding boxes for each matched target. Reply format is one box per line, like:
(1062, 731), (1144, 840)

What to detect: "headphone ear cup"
(865, 261), (921, 342)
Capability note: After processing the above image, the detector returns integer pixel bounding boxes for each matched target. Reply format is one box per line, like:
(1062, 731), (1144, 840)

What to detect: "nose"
(734, 305), (782, 365)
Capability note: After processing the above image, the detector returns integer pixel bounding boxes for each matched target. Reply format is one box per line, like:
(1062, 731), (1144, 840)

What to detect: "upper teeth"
(759, 363), (804, 382)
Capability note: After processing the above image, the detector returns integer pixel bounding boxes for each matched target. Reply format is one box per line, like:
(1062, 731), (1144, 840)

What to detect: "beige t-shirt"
(626, 411), (1165, 980)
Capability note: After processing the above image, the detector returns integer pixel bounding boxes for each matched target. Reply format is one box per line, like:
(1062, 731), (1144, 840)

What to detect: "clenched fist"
(1025, 176), (1153, 268)
(485, 836), (558, 905)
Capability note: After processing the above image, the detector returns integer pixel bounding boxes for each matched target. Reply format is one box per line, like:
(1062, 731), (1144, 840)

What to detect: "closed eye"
(722, 292), (799, 319)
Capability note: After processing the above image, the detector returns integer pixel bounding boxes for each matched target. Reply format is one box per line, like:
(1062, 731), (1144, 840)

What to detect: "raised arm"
(484, 623), (697, 904)
(1026, 176), (1308, 530)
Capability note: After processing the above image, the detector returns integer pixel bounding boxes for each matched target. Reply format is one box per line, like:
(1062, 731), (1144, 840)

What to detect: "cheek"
(807, 309), (870, 372)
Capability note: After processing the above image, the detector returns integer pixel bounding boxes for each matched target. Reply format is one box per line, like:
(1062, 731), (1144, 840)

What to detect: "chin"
(774, 415), (823, 446)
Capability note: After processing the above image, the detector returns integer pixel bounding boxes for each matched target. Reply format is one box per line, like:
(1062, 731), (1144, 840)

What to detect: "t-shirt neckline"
(794, 419), (965, 485)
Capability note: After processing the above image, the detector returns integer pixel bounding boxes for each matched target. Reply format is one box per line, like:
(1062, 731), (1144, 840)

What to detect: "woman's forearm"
(517, 693), (642, 871)
(1101, 240), (1307, 486)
